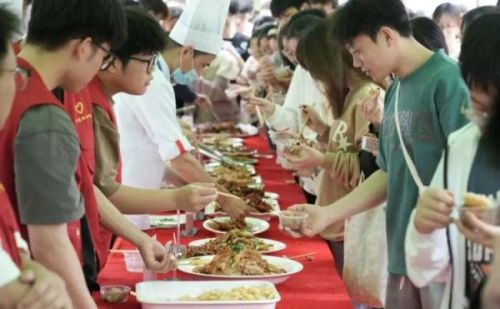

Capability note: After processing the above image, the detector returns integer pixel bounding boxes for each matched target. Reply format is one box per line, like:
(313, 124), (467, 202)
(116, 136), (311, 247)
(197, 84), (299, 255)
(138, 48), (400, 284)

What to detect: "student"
(432, 2), (463, 59)
(0, 1), (166, 308)
(0, 7), (71, 309)
(113, 0), (248, 218)
(405, 12), (500, 309)
(284, 0), (469, 308)
(67, 7), (217, 220)
(270, 0), (311, 25)
(246, 11), (328, 204)
(284, 19), (379, 278)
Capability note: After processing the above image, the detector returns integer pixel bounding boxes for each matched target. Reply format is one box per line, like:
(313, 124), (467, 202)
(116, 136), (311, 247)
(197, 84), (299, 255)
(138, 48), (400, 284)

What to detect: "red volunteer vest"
(0, 58), (107, 271)
(87, 77), (122, 182)
(0, 184), (22, 267)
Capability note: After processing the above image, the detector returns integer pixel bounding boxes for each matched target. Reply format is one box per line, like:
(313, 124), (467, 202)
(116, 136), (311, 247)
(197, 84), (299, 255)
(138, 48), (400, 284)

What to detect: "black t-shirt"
(465, 137), (500, 300)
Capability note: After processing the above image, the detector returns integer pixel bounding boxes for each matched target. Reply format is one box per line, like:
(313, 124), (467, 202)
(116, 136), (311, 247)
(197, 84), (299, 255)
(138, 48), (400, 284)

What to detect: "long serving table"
(93, 132), (354, 309)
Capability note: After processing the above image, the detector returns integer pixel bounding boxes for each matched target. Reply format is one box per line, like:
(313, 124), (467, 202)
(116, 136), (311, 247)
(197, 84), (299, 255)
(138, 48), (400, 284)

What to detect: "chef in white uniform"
(114, 0), (248, 218)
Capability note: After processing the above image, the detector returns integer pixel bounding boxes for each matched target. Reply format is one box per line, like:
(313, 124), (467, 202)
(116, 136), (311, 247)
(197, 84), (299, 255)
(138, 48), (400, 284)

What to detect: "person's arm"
(29, 224), (96, 309)
(0, 251), (72, 309)
(170, 153), (248, 218)
(482, 237), (500, 308)
(286, 170), (388, 237)
(94, 186), (175, 272)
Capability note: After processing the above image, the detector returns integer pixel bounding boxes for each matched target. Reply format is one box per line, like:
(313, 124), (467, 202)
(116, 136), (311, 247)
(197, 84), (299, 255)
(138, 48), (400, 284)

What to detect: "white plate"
(202, 137), (244, 147)
(149, 214), (186, 229)
(188, 237), (286, 254)
(177, 255), (303, 285)
(136, 280), (280, 308)
(236, 124), (259, 137)
(205, 199), (280, 220)
(204, 162), (256, 175)
(202, 217), (270, 235)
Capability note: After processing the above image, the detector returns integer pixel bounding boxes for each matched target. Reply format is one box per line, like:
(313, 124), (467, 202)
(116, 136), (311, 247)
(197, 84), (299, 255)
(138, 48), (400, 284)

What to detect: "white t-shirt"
(0, 232), (29, 287)
(113, 58), (193, 189)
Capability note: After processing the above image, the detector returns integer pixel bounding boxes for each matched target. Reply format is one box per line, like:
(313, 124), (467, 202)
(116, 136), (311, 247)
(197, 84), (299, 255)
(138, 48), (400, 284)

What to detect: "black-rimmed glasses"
(0, 67), (30, 91)
(128, 55), (157, 74)
(93, 42), (116, 71)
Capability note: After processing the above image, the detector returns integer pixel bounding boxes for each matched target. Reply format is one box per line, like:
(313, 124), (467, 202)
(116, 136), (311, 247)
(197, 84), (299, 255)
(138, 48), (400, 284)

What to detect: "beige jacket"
(316, 82), (376, 241)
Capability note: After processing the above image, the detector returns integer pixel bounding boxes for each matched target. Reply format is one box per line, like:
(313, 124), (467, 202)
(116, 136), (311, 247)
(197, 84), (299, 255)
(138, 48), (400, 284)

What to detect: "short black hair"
(432, 2), (462, 22)
(336, 0), (412, 44)
(270, 0), (309, 18)
(230, 0), (240, 15)
(140, 0), (168, 19)
(26, 0), (127, 51)
(252, 15), (277, 29)
(284, 9), (325, 39)
(311, 0), (338, 8)
(461, 6), (498, 35)
(460, 12), (500, 97)
(411, 17), (448, 53)
(460, 13), (500, 155)
(113, 7), (166, 65)
(0, 6), (19, 66)
(164, 34), (210, 57)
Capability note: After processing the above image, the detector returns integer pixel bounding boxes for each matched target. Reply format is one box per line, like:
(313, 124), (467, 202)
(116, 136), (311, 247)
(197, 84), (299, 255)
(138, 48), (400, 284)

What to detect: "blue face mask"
(171, 68), (198, 85)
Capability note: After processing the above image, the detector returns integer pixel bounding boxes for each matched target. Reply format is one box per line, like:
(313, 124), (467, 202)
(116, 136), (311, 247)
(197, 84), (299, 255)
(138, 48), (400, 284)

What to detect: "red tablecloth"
(94, 133), (353, 309)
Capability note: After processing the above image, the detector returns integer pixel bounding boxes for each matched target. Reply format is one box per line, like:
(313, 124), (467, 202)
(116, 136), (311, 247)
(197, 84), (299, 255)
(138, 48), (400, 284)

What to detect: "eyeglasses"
(0, 67), (30, 91)
(128, 55), (157, 74)
(93, 42), (117, 71)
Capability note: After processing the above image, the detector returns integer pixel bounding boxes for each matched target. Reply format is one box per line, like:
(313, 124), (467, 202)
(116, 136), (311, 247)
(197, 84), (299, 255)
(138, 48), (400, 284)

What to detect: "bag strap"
(394, 81), (425, 194)
(443, 145), (454, 309)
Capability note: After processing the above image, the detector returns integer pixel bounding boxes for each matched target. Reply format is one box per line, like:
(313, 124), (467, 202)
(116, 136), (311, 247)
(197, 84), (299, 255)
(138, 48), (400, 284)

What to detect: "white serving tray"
(136, 280), (280, 309)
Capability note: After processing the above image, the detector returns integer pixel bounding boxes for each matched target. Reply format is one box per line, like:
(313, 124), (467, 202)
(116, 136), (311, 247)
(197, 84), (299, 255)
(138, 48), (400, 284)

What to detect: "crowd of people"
(0, 0), (499, 308)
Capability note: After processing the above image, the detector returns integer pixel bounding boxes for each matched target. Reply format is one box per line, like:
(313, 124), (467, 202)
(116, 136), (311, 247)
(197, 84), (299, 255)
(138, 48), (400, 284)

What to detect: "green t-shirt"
(377, 49), (469, 276)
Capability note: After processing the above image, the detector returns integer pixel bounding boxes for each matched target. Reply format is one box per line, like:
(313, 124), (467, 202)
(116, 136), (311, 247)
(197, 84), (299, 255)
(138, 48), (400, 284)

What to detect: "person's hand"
(175, 183), (218, 212)
(217, 195), (250, 219)
(359, 88), (383, 129)
(244, 96), (276, 118)
(300, 105), (327, 135)
(414, 188), (455, 234)
(455, 212), (500, 249)
(194, 94), (213, 108)
(17, 263), (72, 309)
(257, 59), (279, 85)
(138, 238), (176, 273)
(279, 204), (332, 238)
(283, 144), (324, 170)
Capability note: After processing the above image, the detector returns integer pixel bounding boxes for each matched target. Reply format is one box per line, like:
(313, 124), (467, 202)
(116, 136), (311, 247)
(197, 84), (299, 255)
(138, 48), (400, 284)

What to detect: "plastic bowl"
(279, 210), (309, 232)
(460, 206), (500, 227)
(100, 285), (131, 303)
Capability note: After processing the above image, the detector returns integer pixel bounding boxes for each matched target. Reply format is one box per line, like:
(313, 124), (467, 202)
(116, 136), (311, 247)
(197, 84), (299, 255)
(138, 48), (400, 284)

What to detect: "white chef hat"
(169, 0), (230, 56)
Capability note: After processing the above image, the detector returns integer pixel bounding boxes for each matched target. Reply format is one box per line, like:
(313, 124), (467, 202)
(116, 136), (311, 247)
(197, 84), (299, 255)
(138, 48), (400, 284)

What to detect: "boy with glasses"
(66, 7), (218, 223)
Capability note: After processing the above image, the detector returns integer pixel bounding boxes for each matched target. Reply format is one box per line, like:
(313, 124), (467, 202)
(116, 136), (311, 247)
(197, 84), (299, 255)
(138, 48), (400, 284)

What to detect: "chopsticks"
(109, 249), (138, 254)
(284, 252), (316, 261)
(255, 105), (265, 128)
(298, 114), (310, 140)
(192, 184), (240, 200)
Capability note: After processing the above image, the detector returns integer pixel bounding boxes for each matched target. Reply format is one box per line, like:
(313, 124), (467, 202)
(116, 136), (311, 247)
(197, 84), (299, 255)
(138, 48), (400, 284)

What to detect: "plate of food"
(177, 248), (303, 285)
(185, 230), (286, 257)
(196, 122), (258, 138)
(205, 162), (256, 175)
(149, 214), (186, 229)
(205, 199), (280, 220)
(203, 217), (270, 235)
(135, 280), (280, 308)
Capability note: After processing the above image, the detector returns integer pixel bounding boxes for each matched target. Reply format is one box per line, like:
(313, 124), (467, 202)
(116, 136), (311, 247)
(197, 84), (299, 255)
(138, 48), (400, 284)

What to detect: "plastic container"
(136, 280), (281, 309)
(279, 210), (309, 232)
(124, 251), (144, 272)
(100, 285), (131, 303)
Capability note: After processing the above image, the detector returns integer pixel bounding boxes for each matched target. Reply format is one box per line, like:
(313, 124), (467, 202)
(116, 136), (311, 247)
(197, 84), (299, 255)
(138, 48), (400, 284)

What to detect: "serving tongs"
(197, 143), (247, 168)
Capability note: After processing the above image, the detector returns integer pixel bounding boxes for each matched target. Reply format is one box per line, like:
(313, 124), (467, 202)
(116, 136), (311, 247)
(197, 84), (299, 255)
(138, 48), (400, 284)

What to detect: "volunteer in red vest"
(66, 7), (218, 223)
(0, 1), (129, 307)
(114, 0), (249, 218)
(0, 7), (72, 309)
